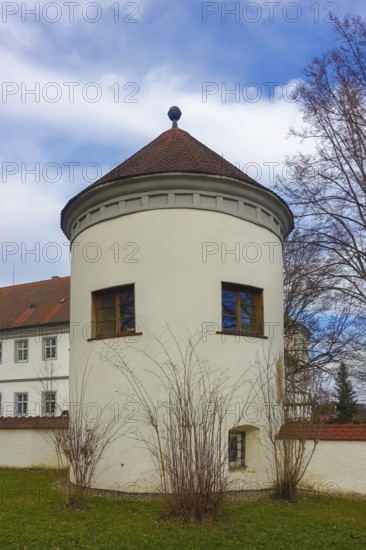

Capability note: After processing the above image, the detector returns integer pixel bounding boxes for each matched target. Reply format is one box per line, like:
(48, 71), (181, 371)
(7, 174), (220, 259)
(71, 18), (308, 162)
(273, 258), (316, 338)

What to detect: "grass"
(0, 470), (365, 549)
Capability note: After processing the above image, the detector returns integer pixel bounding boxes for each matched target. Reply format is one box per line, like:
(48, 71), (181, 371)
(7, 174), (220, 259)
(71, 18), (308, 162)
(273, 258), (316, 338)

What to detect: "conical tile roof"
(61, 116), (294, 240)
(87, 127), (261, 190)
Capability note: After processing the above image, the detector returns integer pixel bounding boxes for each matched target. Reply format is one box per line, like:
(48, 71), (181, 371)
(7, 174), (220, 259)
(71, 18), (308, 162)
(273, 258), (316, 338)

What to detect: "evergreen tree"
(334, 363), (357, 423)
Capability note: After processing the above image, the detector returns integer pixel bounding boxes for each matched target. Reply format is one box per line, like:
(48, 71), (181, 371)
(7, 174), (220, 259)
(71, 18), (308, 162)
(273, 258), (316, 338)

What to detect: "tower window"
(92, 284), (136, 338)
(222, 283), (263, 336)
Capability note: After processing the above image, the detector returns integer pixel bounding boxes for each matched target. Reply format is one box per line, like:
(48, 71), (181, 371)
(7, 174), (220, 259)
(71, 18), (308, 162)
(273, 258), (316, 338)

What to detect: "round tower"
(61, 109), (293, 491)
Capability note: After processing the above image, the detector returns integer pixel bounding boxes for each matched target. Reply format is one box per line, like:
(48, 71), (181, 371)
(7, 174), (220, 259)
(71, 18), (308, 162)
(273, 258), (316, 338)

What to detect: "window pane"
(222, 288), (237, 330)
(120, 287), (134, 305)
(222, 301), (236, 316)
(229, 432), (245, 468)
(228, 434), (238, 462)
(223, 316), (237, 330)
(222, 289), (236, 313)
(98, 307), (115, 322)
(240, 310), (256, 330)
(17, 341), (28, 361)
(240, 291), (257, 332)
(120, 317), (135, 331)
(121, 301), (134, 318)
(44, 337), (56, 359)
(98, 320), (115, 336)
(43, 391), (56, 414)
(99, 293), (114, 308)
(97, 293), (116, 335)
(17, 394), (27, 415)
(119, 287), (135, 331)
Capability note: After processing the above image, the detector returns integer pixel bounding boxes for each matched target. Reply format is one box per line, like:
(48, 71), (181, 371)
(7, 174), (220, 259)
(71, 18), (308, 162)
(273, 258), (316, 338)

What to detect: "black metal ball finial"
(168, 106), (182, 127)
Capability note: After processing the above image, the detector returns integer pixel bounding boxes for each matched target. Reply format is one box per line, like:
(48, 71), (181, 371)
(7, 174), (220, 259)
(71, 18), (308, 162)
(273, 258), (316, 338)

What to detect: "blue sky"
(1, 0), (365, 285)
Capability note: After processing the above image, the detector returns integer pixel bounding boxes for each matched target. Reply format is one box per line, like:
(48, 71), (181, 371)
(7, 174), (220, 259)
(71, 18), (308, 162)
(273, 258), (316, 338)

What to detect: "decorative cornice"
(0, 376), (68, 384)
(62, 173), (293, 242)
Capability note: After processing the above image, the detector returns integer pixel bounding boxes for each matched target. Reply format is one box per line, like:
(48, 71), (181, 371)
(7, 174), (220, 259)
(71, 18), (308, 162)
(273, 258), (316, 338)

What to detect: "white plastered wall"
(301, 440), (366, 495)
(68, 208), (285, 491)
(0, 429), (66, 468)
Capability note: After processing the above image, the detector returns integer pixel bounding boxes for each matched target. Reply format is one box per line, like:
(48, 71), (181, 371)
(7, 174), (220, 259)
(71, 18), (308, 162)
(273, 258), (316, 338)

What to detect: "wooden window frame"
(221, 282), (264, 337)
(91, 283), (139, 340)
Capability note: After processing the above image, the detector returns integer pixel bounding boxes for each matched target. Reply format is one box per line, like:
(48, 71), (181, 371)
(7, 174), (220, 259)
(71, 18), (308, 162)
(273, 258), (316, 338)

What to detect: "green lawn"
(0, 470), (365, 549)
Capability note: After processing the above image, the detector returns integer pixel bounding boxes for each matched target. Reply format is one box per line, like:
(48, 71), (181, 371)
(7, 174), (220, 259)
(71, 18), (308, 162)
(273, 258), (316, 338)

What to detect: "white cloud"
(0, 0), (356, 285)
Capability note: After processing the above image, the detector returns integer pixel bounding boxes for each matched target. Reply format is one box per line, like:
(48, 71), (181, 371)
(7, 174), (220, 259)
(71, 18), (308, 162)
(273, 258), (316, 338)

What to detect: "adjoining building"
(0, 276), (70, 417)
(0, 276), (70, 467)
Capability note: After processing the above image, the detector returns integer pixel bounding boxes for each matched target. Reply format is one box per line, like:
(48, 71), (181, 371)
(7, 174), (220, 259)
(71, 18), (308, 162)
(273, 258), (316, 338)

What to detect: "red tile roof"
(278, 423), (366, 441)
(0, 416), (69, 429)
(62, 127), (293, 220)
(0, 276), (70, 330)
(91, 128), (260, 188)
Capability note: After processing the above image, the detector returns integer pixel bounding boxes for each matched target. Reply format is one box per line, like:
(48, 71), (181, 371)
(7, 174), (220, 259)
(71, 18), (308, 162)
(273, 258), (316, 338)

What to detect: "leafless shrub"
(103, 327), (241, 522)
(46, 364), (122, 507)
(33, 361), (65, 416)
(253, 354), (320, 502)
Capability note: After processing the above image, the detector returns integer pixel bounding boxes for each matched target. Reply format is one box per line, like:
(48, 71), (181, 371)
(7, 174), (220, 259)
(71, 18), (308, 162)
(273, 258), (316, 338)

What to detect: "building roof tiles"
(88, 127), (260, 188)
(0, 276), (70, 330)
(278, 423), (366, 441)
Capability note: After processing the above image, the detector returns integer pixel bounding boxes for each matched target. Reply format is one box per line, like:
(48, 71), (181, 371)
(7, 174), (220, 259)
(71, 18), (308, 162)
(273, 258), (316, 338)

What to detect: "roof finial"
(168, 106), (182, 128)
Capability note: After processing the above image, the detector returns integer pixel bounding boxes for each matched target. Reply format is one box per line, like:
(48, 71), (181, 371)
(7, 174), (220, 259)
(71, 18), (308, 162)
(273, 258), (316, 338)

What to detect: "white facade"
(0, 326), (69, 417)
(65, 186), (291, 490)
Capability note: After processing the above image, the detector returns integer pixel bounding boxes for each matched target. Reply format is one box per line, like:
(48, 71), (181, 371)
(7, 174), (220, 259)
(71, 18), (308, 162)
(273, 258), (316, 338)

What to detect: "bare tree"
(33, 361), (64, 416)
(283, 229), (363, 395)
(277, 14), (366, 383)
(334, 362), (358, 423)
(102, 327), (242, 522)
(253, 354), (320, 502)
(46, 364), (123, 507)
